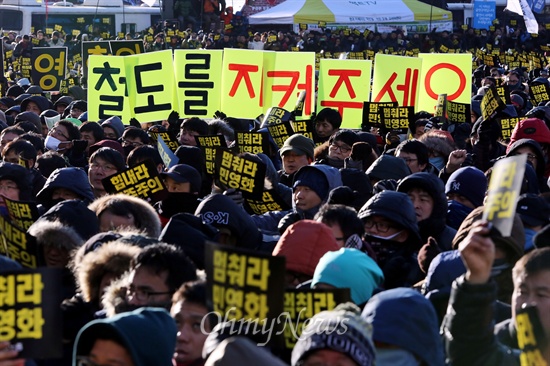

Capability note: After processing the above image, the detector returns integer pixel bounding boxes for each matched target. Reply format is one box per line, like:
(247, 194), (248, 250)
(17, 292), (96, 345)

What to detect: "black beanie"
(293, 167), (329, 201)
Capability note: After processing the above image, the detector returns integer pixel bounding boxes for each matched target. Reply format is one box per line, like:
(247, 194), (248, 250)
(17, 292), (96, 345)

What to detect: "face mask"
(375, 348), (421, 366)
(368, 230), (403, 241)
(364, 233), (406, 268)
(491, 258), (511, 277)
(447, 200), (473, 230)
(429, 157), (445, 170)
(159, 192), (200, 217)
(45, 135), (62, 152)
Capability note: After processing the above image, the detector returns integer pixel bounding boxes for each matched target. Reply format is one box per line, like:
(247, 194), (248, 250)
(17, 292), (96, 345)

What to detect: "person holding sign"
(444, 222), (550, 366)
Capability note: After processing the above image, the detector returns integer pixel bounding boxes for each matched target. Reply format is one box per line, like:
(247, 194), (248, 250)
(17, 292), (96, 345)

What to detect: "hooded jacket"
(362, 288), (445, 366)
(205, 337), (288, 366)
(73, 307), (177, 366)
(36, 167), (95, 209)
(20, 95), (52, 114)
(195, 193), (262, 250)
(365, 154), (411, 182)
(506, 138), (547, 191)
(101, 116), (125, 139)
(397, 172), (457, 251)
(251, 164), (342, 235)
(273, 219), (340, 278)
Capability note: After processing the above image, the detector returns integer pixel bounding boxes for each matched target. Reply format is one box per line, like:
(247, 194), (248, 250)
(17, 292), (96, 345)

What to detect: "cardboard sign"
(102, 160), (168, 203)
(516, 305), (549, 366)
(0, 216), (37, 269)
(148, 131), (180, 152)
(263, 52), (314, 118)
(291, 120), (315, 141)
(317, 59), (372, 129)
(235, 132), (269, 154)
(215, 150), (266, 198)
(495, 85), (511, 106)
(283, 288), (351, 350)
(195, 135), (228, 149)
(380, 106), (414, 135)
(372, 54), (422, 107)
(221, 48), (264, 119)
(243, 189), (291, 215)
(157, 135), (179, 169)
(481, 85), (506, 121)
(500, 117), (521, 140)
(205, 242), (286, 329)
(81, 41), (112, 77)
(3, 198), (39, 232)
(0, 268), (63, 359)
(268, 121), (295, 149)
(529, 82), (550, 105)
(362, 101), (398, 130)
(483, 154), (527, 237)
(109, 40), (144, 56)
(434, 94), (447, 120)
(262, 107), (292, 127)
(29, 47), (66, 92)
(174, 50), (223, 118)
(417, 54), (472, 113)
(447, 101), (470, 124)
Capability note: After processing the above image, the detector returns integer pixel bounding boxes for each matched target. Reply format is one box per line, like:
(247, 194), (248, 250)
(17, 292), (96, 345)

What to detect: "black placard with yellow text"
(500, 117), (521, 140)
(215, 150), (266, 198)
(516, 305), (549, 366)
(291, 120), (315, 141)
(149, 131), (180, 152)
(30, 47), (67, 92)
(235, 132), (269, 155)
(243, 189), (291, 215)
(0, 268), (63, 359)
(0, 215), (38, 269)
(205, 242), (286, 343)
(481, 85), (506, 121)
(102, 160), (168, 203)
(380, 106), (414, 135)
(4, 198), (39, 232)
(362, 101), (398, 130)
(447, 101), (471, 124)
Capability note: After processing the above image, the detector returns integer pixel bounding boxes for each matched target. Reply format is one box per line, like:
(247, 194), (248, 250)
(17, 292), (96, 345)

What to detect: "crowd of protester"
(0, 7), (550, 366)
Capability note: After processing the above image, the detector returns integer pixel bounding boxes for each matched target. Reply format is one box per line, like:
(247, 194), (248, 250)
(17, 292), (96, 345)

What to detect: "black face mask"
(158, 192), (199, 218)
(364, 234), (407, 268)
(123, 145), (136, 157)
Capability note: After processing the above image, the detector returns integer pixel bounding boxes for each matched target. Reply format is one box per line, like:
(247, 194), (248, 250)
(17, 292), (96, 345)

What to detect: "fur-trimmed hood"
(418, 132), (456, 162)
(28, 219), (85, 251)
(208, 118), (235, 142)
(77, 241), (141, 304)
(101, 273), (132, 317)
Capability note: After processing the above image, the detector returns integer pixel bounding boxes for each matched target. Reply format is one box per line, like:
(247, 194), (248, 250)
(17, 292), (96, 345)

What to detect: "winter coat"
(36, 167), (94, 210)
(443, 276), (520, 366)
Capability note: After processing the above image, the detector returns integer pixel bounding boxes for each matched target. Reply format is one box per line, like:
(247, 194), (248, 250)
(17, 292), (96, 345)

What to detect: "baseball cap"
(160, 164), (202, 193)
(279, 134), (315, 159)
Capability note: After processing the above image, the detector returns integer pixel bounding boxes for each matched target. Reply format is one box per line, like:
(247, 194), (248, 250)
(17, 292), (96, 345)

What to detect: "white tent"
(249, 0), (452, 25)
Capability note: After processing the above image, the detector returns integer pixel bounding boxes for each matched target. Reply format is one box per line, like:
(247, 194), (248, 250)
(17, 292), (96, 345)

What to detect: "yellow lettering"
(516, 313), (537, 348)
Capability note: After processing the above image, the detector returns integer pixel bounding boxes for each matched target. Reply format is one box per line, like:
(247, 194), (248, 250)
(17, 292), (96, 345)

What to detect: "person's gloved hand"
(350, 142), (372, 161)
(71, 139), (88, 156)
(129, 117), (141, 129)
(417, 236), (441, 274)
(213, 110), (227, 120)
(167, 110), (179, 131)
(223, 188), (244, 206)
(278, 212), (301, 235)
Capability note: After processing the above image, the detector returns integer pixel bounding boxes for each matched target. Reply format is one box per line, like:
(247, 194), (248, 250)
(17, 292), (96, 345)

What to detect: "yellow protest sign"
(125, 50), (177, 123)
(372, 54), (422, 107)
(87, 55), (131, 123)
(174, 50), (222, 119)
(318, 58), (372, 129)
(221, 49), (264, 118)
(483, 154), (526, 237)
(262, 52), (315, 118)
(417, 53), (471, 113)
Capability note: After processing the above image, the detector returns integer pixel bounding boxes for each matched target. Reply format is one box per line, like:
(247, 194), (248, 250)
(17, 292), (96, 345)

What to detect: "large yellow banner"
(262, 51), (315, 118)
(87, 55), (131, 123)
(317, 58), (372, 129)
(371, 54), (422, 107)
(174, 50), (223, 119)
(221, 49), (265, 119)
(417, 53), (472, 113)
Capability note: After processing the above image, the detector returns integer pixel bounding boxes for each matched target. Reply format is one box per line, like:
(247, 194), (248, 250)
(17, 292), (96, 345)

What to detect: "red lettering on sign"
(374, 68), (419, 106)
(266, 70), (300, 108)
(297, 65), (313, 115)
(328, 69), (362, 99)
(424, 63), (467, 100)
(228, 64), (259, 98)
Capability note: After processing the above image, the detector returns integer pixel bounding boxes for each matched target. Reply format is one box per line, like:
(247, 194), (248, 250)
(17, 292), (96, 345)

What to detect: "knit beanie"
(293, 166), (329, 201)
(312, 248), (384, 305)
(445, 167), (487, 208)
(292, 303), (375, 366)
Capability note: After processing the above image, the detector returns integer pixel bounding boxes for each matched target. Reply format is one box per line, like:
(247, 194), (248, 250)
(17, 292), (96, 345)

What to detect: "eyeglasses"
(364, 218), (396, 233)
(329, 143), (351, 154)
(89, 162), (118, 173)
(50, 127), (69, 141)
(526, 153), (538, 162)
(126, 286), (172, 302)
(507, 78), (519, 84)
(400, 157), (418, 164)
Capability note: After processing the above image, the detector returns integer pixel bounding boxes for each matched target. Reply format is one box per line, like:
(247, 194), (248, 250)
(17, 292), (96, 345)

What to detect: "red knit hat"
(509, 118), (550, 147)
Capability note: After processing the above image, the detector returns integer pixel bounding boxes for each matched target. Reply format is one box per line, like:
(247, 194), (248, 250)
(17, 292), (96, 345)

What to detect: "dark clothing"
(443, 276), (520, 366)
